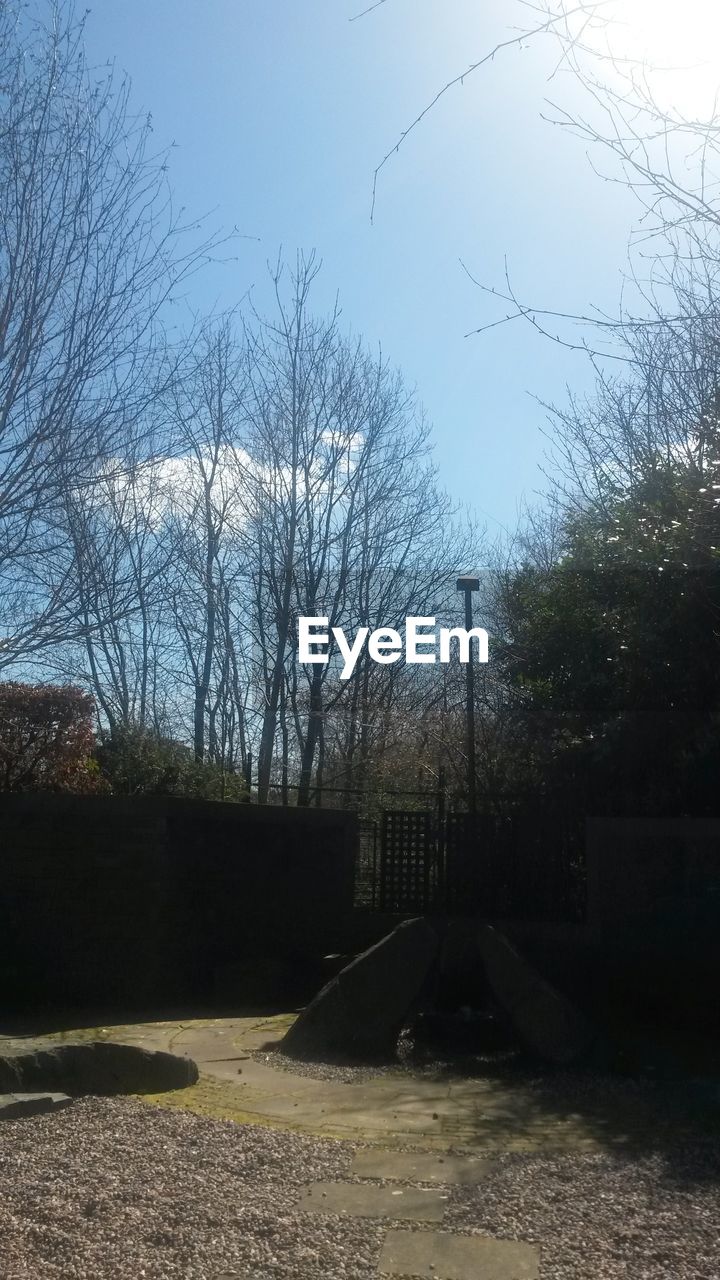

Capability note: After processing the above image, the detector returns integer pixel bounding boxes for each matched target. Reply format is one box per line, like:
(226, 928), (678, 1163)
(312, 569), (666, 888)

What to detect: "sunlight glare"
(588, 0), (720, 116)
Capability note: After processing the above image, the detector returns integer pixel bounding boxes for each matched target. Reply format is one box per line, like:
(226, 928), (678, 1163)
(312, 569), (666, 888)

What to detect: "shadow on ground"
(268, 1022), (720, 1163)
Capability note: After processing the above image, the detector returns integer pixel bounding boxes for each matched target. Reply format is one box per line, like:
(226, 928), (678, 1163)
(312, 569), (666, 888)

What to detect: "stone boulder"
(0, 1041), (198, 1096)
(282, 918), (439, 1061)
(479, 925), (597, 1066)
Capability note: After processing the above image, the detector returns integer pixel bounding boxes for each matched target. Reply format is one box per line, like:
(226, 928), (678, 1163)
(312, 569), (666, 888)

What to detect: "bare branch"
(370, 1), (610, 221)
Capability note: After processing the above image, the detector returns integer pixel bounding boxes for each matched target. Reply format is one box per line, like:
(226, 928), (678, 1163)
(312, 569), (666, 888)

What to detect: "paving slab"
(378, 1229), (540, 1279)
(0, 1092), (73, 1121)
(351, 1149), (494, 1184)
(296, 1181), (447, 1221)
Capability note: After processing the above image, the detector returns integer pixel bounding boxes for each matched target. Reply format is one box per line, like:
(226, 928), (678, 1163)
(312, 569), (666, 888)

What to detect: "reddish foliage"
(0, 683), (102, 793)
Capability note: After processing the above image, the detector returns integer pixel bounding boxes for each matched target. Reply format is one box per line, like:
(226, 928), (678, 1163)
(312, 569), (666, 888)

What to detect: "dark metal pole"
(456, 575), (480, 820)
(437, 762), (447, 908)
(463, 585), (477, 819)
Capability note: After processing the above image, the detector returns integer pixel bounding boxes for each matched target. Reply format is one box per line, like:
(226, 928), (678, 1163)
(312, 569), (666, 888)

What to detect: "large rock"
(0, 1041), (198, 1096)
(282, 918), (438, 1061)
(479, 925), (596, 1066)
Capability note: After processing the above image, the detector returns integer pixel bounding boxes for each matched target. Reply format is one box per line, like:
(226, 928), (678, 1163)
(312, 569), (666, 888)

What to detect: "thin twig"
(370, 1), (610, 222)
(349, 0), (388, 22)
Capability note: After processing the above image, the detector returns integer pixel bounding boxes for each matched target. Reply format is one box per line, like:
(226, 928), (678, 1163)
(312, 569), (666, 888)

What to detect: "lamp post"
(456, 575), (480, 818)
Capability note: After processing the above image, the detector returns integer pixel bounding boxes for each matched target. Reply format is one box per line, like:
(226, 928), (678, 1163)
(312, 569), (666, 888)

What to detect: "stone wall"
(0, 794), (357, 1010)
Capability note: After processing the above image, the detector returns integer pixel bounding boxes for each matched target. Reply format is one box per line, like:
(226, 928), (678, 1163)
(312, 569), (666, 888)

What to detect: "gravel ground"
(0, 1098), (374, 1280)
(249, 1029), (515, 1083)
(447, 1146), (720, 1280)
(249, 1047), (393, 1083)
(1, 1098), (720, 1279)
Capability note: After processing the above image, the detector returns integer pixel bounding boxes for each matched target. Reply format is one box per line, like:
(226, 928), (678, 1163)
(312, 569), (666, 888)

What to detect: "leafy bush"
(0, 683), (101, 792)
(498, 460), (720, 816)
(96, 725), (247, 800)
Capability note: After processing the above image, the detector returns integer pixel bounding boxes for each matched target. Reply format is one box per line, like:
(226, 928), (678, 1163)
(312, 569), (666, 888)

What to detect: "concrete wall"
(0, 794), (357, 1010)
(586, 817), (720, 935)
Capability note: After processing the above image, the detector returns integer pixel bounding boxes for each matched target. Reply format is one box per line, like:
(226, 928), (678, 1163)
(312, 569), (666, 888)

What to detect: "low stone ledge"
(0, 1042), (198, 1096)
(0, 1092), (73, 1120)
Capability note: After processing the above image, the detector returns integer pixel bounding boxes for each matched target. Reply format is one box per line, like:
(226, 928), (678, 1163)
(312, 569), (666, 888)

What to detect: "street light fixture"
(456, 575), (480, 818)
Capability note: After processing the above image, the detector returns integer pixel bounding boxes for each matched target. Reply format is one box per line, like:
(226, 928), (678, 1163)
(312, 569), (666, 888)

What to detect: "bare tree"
(243, 253), (341, 802)
(239, 254), (482, 804)
(0, 1), (218, 666)
(56, 448), (175, 733)
(162, 316), (251, 765)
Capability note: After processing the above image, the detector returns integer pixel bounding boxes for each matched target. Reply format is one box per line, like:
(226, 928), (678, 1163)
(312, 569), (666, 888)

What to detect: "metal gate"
(376, 807), (479, 913)
(363, 805), (585, 920)
(377, 809), (437, 912)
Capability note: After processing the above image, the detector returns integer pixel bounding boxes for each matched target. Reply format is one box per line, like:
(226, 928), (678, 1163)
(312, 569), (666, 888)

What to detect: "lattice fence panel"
(378, 809), (433, 912)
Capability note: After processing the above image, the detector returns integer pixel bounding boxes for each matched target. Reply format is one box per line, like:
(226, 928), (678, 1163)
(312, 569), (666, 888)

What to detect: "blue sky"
(82, 0), (643, 535)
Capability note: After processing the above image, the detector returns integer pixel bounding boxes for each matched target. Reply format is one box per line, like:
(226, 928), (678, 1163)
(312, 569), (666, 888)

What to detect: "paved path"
(0, 1014), (683, 1151)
